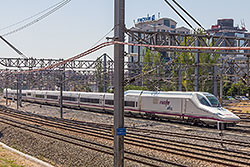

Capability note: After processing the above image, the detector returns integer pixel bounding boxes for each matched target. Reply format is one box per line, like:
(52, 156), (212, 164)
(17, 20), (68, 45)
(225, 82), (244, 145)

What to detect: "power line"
(2, 0), (71, 37)
(171, 0), (206, 32)
(91, 26), (115, 48)
(0, 36), (28, 58)
(0, 0), (68, 32)
(163, 0), (196, 32)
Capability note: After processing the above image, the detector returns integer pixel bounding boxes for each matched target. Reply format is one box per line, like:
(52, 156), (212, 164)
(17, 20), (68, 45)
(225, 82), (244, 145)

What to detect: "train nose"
(220, 114), (241, 122)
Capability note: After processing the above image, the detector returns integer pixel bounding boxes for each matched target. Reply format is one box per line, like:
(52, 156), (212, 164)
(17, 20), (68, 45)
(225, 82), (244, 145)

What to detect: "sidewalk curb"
(0, 141), (54, 167)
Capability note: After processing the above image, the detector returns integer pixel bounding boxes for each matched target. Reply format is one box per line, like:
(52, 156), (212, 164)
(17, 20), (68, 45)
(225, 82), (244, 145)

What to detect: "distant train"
(3, 89), (240, 128)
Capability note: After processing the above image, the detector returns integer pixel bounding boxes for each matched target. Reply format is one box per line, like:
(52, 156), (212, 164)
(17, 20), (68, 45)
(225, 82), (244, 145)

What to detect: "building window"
(171, 25), (175, 29)
(164, 19), (170, 27)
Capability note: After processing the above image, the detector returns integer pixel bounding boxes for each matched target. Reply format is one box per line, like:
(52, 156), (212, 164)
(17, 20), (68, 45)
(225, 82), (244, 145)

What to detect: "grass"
(0, 157), (25, 167)
(0, 147), (25, 167)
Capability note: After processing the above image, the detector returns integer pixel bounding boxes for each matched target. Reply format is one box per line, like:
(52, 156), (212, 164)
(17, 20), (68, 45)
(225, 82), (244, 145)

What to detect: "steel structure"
(0, 56), (114, 69)
(126, 29), (250, 97)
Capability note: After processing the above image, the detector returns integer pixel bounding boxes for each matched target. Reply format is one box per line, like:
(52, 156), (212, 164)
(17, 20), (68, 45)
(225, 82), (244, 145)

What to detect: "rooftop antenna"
(241, 19), (246, 29)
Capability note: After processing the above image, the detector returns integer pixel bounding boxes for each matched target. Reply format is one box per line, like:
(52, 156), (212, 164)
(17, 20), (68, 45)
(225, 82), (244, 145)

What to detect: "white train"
(3, 89), (240, 128)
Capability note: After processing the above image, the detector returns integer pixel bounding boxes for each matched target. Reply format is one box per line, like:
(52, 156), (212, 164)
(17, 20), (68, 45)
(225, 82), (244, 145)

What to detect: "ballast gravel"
(0, 99), (249, 167)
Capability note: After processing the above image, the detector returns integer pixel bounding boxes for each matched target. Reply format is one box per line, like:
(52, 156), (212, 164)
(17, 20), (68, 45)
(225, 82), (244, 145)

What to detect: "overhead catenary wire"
(2, 0), (71, 37)
(163, 0), (196, 32)
(171, 0), (206, 32)
(0, 0), (68, 32)
(3, 41), (250, 75)
(90, 26), (116, 48)
(0, 36), (28, 59)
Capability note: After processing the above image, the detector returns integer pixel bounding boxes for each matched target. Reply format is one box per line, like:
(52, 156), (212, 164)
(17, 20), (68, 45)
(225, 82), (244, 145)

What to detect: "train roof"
(125, 90), (199, 98)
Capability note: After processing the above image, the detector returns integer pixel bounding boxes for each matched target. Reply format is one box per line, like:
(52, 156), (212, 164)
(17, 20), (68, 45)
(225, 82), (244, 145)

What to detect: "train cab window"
(204, 94), (221, 107)
(36, 94), (45, 98)
(63, 96), (77, 101)
(105, 100), (114, 105)
(197, 94), (210, 107)
(125, 101), (135, 107)
(80, 98), (99, 104)
(47, 95), (58, 100)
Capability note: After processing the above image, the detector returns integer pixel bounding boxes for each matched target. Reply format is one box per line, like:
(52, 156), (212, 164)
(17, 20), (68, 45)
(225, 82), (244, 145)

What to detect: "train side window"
(105, 100), (114, 105)
(22, 94), (26, 96)
(90, 99), (99, 104)
(63, 96), (77, 101)
(27, 93), (31, 96)
(125, 101), (135, 107)
(47, 95), (58, 100)
(80, 98), (99, 104)
(36, 94), (45, 98)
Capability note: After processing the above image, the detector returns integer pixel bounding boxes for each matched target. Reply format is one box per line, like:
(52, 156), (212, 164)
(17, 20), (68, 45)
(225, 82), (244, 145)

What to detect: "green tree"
(142, 48), (165, 90)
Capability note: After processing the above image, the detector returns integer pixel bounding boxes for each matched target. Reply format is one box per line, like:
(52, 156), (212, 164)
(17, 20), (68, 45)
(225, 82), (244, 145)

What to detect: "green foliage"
(0, 157), (25, 167)
(141, 48), (169, 91)
(94, 57), (110, 92)
(72, 84), (92, 92)
(173, 29), (220, 92)
(225, 81), (250, 96)
(124, 85), (149, 91)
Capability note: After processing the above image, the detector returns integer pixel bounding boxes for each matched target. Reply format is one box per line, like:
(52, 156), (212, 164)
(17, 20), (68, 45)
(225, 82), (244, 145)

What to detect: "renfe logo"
(160, 100), (170, 106)
(159, 99), (173, 111)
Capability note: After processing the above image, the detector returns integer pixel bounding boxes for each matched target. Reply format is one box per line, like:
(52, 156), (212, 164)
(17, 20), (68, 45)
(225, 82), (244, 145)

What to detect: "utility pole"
(247, 55), (250, 98)
(220, 59), (223, 105)
(114, 0), (125, 167)
(103, 53), (107, 93)
(19, 73), (23, 107)
(5, 73), (8, 105)
(16, 74), (19, 109)
(213, 65), (218, 96)
(194, 38), (199, 91)
(178, 64), (182, 91)
(60, 71), (63, 119)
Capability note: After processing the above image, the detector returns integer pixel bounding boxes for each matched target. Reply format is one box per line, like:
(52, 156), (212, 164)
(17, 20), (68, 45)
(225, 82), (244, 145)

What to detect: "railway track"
(0, 106), (250, 166)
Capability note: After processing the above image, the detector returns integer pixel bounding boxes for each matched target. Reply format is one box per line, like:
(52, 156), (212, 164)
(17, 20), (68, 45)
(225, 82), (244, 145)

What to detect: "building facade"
(128, 16), (190, 63)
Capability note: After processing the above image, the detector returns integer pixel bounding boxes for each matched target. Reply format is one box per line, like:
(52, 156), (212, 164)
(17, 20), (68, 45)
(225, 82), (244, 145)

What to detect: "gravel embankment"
(0, 99), (250, 167)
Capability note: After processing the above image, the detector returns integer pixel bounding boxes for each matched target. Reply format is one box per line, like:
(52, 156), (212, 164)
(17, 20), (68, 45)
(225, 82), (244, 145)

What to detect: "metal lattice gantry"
(125, 29), (250, 98)
(0, 55), (114, 69)
(0, 53), (115, 92)
(126, 29), (250, 55)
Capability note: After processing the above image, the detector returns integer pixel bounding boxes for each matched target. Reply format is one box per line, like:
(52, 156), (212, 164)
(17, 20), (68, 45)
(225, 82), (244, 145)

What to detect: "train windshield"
(205, 94), (221, 107)
(197, 94), (210, 107)
(197, 93), (221, 107)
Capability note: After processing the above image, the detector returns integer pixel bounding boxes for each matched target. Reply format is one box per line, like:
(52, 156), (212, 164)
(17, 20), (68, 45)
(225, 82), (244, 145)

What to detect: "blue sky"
(0, 0), (249, 61)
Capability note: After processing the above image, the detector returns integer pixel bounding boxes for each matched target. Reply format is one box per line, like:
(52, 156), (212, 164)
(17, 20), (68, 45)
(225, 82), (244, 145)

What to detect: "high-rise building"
(128, 15), (190, 63)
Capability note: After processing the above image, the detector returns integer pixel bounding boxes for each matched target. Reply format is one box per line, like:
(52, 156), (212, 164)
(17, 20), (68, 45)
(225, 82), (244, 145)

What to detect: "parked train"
(3, 89), (240, 128)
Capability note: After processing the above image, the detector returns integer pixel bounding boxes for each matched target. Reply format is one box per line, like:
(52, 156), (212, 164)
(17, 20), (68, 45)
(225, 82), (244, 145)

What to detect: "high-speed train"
(3, 89), (240, 128)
